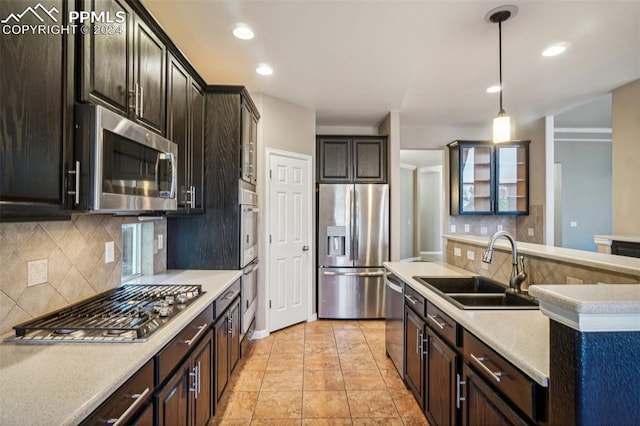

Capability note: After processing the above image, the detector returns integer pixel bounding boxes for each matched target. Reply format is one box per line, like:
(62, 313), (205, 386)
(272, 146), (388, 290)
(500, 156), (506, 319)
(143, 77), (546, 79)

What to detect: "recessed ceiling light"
(486, 84), (502, 94)
(233, 25), (254, 40)
(256, 64), (273, 76)
(542, 42), (569, 57)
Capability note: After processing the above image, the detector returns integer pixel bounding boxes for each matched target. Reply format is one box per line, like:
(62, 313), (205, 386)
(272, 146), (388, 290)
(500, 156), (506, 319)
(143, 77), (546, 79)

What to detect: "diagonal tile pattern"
(211, 320), (429, 425)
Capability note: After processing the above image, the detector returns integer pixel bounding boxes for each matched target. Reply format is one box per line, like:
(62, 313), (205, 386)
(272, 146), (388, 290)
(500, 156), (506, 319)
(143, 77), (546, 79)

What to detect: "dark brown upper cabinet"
(167, 54), (205, 214)
(317, 136), (387, 183)
(0, 0), (75, 221)
(79, 0), (165, 135)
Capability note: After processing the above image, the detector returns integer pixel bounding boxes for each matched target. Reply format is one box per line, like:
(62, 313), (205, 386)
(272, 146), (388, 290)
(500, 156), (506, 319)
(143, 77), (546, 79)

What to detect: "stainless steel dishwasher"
(384, 270), (404, 377)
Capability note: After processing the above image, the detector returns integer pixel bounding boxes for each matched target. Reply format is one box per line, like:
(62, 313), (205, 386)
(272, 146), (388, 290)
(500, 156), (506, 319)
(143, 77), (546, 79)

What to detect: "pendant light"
(486, 5), (518, 143)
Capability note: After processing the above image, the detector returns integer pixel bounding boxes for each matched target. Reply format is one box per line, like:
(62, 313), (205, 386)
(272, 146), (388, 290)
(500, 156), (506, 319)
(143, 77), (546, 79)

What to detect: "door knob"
(302, 245), (309, 252)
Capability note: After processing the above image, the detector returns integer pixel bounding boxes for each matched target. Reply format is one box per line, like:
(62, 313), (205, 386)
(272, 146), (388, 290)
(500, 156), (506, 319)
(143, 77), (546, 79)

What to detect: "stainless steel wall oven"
(239, 185), (259, 339)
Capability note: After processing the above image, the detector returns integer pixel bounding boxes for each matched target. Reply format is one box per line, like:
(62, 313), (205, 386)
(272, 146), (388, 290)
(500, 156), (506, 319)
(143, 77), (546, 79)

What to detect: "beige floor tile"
(372, 351), (398, 371)
(304, 353), (341, 370)
(210, 418), (252, 426)
(303, 369), (345, 391)
(253, 391), (303, 419)
(352, 418), (403, 426)
(364, 335), (386, 347)
(271, 338), (305, 354)
(347, 390), (399, 418)
(239, 353), (270, 371)
(339, 352), (378, 370)
(245, 338), (275, 355)
(337, 340), (371, 354)
(389, 389), (424, 418)
(302, 390), (351, 418)
(228, 369), (265, 392)
(379, 369), (407, 391)
(333, 329), (366, 341)
(251, 419), (302, 426)
(304, 330), (335, 340)
(261, 370), (304, 391)
(367, 342), (387, 355)
(273, 324), (306, 340)
(305, 320), (334, 329)
(267, 353), (304, 370)
(332, 320), (361, 329)
(358, 320), (386, 330)
(302, 419), (351, 425)
(305, 339), (338, 354)
(343, 369), (387, 391)
(214, 391), (258, 419)
(401, 416), (430, 425)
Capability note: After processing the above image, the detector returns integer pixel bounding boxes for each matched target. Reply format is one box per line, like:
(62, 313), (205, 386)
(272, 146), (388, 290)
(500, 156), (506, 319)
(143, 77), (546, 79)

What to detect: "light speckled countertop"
(0, 270), (241, 426)
(529, 284), (640, 332)
(594, 234), (640, 245)
(384, 261), (550, 387)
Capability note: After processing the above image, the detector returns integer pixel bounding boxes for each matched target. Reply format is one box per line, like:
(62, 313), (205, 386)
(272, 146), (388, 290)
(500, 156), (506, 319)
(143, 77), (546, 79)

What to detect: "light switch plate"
(464, 224), (470, 233)
(528, 228), (534, 237)
(28, 259), (48, 286)
(451, 225), (456, 233)
(497, 225), (503, 232)
(570, 221), (578, 228)
(454, 247), (461, 257)
(480, 227), (488, 235)
(157, 234), (164, 250)
(105, 241), (115, 263)
(467, 250), (475, 260)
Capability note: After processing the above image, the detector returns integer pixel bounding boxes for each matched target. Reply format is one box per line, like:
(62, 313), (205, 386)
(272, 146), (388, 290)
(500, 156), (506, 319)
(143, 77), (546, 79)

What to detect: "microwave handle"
(155, 152), (176, 199)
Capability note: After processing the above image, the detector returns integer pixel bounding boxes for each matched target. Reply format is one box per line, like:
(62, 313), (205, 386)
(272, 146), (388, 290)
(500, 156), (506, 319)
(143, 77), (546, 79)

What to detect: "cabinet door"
(0, 0), (73, 220)
(156, 363), (190, 426)
(214, 314), (229, 401)
(167, 55), (190, 211)
(133, 18), (165, 134)
(79, 0), (132, 114)
(192, 332), (213, 426)
(318, 138), (352, 183)
(426, 329), (459, 426)
(250, 115), (258, 185)
(190, 81), (205, 212)
(495, 143), (529, 215)
(353, 138), (387, 183)
(457, 143), (494, 215)
(229, 300), (241, 374)
(404, 308), (426, 408)
(461, 364), (528, 426)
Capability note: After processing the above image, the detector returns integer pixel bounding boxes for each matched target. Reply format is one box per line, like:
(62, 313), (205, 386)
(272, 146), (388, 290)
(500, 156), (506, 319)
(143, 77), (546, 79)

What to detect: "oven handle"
(322, 271), (385, 277)
(106, 387), (150, 426)
(223, 289), (241, 301)
(244, 260), (260, 275)
(243, 206), (259, 213)
(183, 323), (209, 347)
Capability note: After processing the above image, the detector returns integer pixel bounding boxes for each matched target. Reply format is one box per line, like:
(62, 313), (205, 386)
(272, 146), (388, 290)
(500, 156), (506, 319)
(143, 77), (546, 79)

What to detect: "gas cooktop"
(6, 284), (203, 343)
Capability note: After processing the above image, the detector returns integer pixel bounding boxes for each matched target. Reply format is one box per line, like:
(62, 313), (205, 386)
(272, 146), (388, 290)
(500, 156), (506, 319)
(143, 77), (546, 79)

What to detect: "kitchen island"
(0, 270), (241, 426)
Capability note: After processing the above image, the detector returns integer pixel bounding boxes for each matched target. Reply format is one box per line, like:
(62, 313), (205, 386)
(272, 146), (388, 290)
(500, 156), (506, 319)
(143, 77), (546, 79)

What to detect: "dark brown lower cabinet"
(215, 298), (241, 401)
(426, 329), (460, 426)
(156, 330), (213, 426)
(405, 308), (426, 408)
(461, 364), (529, 426)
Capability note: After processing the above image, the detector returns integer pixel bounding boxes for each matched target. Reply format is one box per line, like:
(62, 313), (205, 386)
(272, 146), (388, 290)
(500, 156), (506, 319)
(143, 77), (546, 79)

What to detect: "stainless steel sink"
(413, 276), (507, 294)
(412, 276), (539, 310)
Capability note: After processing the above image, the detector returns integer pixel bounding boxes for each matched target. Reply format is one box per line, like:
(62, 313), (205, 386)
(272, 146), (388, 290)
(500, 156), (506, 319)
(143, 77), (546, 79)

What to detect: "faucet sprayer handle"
(481, 250), (493, 263)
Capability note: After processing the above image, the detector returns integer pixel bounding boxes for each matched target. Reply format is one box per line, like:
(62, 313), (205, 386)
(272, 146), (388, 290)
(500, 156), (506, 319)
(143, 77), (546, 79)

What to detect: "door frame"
(264, 148), (314, 334)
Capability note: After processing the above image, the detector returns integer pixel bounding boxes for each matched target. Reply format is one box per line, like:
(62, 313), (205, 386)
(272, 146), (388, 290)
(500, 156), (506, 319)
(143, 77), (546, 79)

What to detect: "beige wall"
(379, 111), (401, 260)
(253, 93), (316, 333)
(516, 118), (546, 207)
(400, 124), (489, 149)
(0, 215), (167, 336)
(612, 79), (640, 234)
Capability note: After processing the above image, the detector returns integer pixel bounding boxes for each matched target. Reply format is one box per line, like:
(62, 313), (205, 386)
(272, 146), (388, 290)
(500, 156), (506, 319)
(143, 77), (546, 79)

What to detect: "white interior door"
(268, 151), (311, 332)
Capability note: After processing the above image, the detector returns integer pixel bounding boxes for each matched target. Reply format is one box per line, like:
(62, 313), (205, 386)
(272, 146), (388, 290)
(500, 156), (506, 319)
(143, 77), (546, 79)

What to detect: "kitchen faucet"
(481, 231), (527, 293)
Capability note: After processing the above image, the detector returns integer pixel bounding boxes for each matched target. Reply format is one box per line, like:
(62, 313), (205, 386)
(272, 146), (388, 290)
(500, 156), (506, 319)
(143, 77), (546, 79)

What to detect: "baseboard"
(307, 313), (318, 322)
(251, 329), (270, 340)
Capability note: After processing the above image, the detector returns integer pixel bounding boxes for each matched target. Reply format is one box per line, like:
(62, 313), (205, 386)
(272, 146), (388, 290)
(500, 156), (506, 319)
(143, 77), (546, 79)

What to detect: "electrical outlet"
(28, 259), (48, 286)
(467, 250), (475, 260)
(105, 241), (115, 263)
(480, 227), (488, 235)
(497, 225), (503, 232)
(528, 228), (534, 237)
(454, 247), (462, 257)
(570, 221), (578, 228)
(480, 262), (489, 270)
(464, 224), (470, 233)
(451, 225), (456, 233)
(157, 234), (164, 250)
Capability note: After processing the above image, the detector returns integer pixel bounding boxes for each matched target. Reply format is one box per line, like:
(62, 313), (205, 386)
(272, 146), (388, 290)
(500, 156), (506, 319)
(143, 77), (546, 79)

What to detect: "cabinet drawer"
(463, 330), (540, 421)
(156, 304), (214, 385)
(404, 285), (425, 316)
(82, 359), (154, 425)
(214, 279), (241, 319)
(426, 302), (459, 347)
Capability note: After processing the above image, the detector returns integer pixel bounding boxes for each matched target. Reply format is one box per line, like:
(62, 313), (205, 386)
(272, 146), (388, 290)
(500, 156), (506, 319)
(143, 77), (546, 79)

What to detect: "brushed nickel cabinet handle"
(470, 353), (505, 383)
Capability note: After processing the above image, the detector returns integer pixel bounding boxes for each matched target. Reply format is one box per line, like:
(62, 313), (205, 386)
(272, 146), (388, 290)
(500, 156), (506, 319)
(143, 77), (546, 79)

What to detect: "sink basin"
(448, 292), (539, 310)
(412, 276), (539, 310)
(413, 276), (507, 294)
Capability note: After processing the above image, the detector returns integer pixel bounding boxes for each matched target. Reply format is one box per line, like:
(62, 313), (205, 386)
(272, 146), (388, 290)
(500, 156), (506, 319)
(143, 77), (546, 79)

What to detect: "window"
(121, 223), (142, 280)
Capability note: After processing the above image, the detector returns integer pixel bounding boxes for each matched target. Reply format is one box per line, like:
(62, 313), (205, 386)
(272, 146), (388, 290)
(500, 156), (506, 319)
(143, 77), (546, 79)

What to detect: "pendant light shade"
(486, 5), (518, 143)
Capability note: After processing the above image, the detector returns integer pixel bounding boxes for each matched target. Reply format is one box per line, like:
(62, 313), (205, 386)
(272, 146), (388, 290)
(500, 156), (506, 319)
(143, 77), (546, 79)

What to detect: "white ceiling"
(142, 0), (640, 128)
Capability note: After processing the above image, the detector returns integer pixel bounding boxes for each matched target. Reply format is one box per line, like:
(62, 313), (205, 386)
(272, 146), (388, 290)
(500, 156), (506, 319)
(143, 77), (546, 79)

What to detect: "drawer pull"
(427, 313), (446, 330)
(470, 353), (505, 383)
(183, 324), (208, 347)
(404, 294), (419, 305)
(106, 387), (150, 426)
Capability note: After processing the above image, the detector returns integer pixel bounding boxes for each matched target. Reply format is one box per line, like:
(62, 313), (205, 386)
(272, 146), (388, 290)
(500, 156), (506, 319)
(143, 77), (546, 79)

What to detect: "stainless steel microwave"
(74, 104), (178, 213)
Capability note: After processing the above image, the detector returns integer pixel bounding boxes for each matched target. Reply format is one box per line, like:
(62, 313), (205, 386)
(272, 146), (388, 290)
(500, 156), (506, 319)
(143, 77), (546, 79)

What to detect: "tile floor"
(210, 320), (429, 425)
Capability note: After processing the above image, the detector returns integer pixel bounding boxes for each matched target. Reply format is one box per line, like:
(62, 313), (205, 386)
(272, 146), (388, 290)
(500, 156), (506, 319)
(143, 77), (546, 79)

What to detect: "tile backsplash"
(0, 215), (167, 336)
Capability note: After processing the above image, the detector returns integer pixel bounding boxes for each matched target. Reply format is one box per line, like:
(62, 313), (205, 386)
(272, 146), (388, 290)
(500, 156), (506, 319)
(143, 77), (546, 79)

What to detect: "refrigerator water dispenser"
(327, 226), (346, 256)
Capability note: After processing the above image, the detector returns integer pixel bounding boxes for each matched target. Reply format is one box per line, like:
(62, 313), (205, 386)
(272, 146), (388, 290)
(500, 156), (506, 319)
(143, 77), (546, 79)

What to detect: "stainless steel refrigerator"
(317, 184), (389, 318)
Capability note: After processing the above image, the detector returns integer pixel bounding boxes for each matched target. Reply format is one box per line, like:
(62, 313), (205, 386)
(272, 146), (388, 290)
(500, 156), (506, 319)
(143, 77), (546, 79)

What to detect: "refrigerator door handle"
(350, 186), (356, 263)
(354, 193), (359, 262)
(322, 271), (385, 277)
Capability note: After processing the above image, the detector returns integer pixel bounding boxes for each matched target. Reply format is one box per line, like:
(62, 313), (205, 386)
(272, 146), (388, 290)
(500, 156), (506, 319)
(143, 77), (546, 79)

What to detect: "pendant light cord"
(498, 20), (504, 114)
